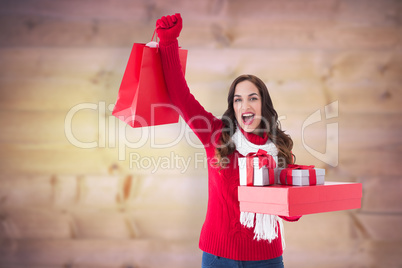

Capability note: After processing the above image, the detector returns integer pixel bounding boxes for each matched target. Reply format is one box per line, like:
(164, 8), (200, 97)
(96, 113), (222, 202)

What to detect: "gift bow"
(280, 164), (317, 185)
(246, 149), (276, 186)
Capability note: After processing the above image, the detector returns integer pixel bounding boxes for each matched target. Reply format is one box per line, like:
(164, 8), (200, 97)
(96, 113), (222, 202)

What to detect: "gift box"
(275, 165), (325, 186)
(238, 182), (362, 217)
(238, 149), (277, 186)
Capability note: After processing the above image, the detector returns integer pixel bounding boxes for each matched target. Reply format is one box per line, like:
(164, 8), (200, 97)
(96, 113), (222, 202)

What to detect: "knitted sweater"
(159, 40), (299, 261)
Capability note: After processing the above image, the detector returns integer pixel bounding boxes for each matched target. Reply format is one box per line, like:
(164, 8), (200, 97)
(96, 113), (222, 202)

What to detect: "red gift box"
(277, 164), (324, 186)
(238, 182), (362, 217)
(238, 149), (277, 186)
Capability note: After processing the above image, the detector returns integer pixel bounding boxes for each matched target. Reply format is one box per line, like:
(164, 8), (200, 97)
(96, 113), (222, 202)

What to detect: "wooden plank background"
(0, 0), (401, 267)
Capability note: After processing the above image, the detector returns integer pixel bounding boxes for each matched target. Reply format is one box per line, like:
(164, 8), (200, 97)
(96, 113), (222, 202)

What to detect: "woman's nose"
(241, 100), (250, 110)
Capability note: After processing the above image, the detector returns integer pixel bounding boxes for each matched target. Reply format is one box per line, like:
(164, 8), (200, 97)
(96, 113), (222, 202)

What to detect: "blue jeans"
(202, 252), (284, 268)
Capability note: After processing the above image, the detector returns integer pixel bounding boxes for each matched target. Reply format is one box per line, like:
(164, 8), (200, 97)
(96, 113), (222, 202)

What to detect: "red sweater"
(159, 41), (299, 261)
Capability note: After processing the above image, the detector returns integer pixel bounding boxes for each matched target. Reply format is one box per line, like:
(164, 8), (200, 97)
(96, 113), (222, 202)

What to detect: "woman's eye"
(250, 97), (258, 101)
(234, 99), (241, 102)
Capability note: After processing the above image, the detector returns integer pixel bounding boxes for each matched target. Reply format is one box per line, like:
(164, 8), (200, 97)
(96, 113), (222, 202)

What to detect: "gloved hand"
(156, 13), (182, 45)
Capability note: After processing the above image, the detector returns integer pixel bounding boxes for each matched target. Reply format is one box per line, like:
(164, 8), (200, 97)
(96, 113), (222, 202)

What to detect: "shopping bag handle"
(146, 29), (159, 48)
(151, 28), (159, 42)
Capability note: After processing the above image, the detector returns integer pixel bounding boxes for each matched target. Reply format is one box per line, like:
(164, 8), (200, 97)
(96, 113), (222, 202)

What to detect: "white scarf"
(233, 127), (285, 248)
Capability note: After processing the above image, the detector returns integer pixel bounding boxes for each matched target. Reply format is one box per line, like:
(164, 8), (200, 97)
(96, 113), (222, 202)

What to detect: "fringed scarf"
(232, 127), (286, 248)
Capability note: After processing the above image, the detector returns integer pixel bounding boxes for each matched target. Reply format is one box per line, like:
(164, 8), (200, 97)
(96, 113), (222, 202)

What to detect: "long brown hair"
(215, 74), (294, 168)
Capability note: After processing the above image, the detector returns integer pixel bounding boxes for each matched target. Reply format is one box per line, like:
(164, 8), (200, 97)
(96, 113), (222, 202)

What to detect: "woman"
(156, 13), (300, 268)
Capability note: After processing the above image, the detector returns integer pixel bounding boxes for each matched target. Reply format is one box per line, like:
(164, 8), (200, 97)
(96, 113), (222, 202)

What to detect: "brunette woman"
(156, 13), (300, 268)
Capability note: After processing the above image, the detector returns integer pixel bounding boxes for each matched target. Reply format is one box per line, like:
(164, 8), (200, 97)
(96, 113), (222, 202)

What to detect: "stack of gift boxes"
(238, 150), (362, 217)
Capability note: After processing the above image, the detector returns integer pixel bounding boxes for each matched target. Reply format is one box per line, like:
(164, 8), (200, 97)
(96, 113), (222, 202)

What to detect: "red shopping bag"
(112, 43), (188, 128)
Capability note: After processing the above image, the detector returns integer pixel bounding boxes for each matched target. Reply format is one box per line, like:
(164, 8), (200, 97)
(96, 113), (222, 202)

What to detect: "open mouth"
(242, 113), (255, 125)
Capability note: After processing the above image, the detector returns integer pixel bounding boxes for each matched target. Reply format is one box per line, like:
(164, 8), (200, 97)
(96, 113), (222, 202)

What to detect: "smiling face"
(233, 80), (262, 134)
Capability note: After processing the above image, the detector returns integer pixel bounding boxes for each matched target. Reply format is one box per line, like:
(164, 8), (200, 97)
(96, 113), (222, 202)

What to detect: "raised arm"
(156, 14), (222, 146)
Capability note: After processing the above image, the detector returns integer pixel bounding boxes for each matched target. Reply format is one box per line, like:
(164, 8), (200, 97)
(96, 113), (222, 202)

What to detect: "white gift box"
(238, 156), (278, 186)
(275, 168), (325, 186)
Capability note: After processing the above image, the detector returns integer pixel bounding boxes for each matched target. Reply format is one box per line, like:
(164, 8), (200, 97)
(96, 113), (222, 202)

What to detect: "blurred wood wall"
(0, 0), (401, 267)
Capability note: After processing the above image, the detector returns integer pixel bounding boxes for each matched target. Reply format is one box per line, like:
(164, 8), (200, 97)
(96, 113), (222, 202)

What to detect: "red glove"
(156, 13), (182, 45)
